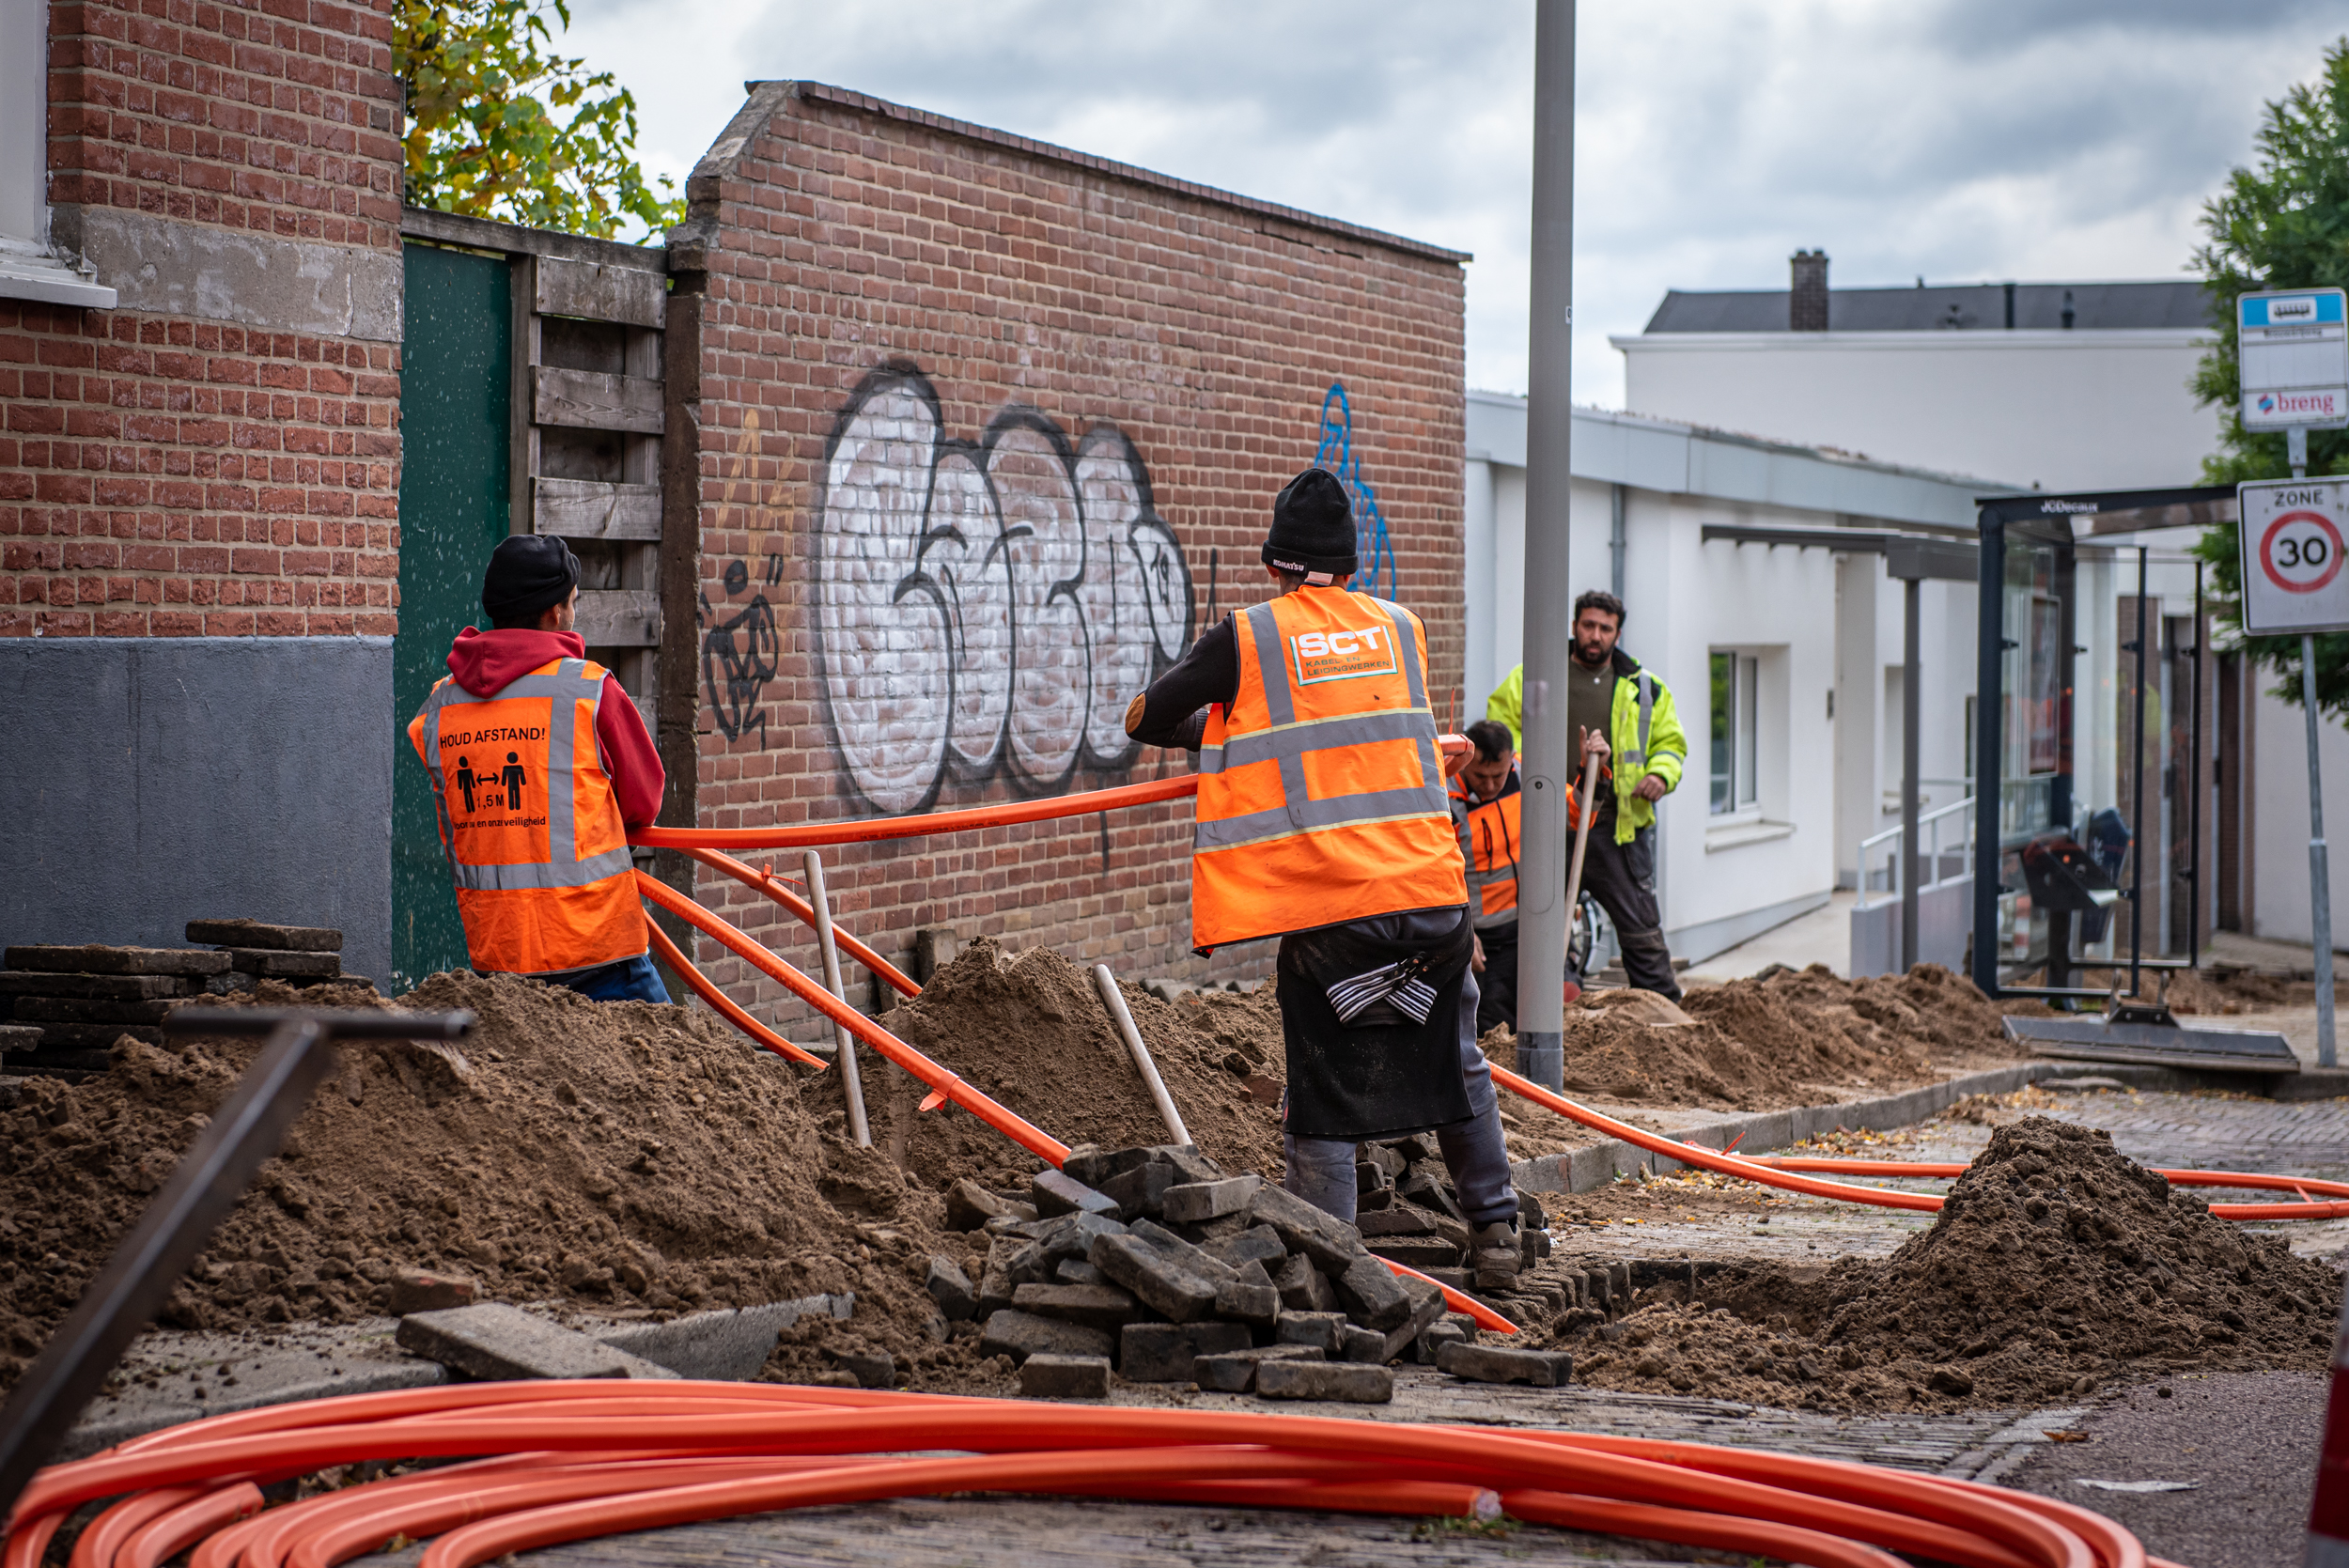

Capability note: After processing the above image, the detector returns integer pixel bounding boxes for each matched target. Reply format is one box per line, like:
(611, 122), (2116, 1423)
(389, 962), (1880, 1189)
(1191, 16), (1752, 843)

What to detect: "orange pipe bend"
(642, 916), (826, 1067)
(681, 848), (921, 998)
(1747, 1156), (2349, 1222)
(632, 870), (1070, 1167)
(117, 1483), (261, 1568)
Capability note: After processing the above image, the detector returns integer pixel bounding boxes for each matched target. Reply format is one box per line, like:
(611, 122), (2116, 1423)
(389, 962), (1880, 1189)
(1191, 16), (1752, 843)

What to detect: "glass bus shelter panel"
(1992, 523), (2204, 988)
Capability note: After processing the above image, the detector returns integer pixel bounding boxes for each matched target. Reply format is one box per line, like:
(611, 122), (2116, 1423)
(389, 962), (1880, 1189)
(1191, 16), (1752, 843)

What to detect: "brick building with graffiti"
(662, 83), (1470, 1036)
(2, 24), (1470, 1046)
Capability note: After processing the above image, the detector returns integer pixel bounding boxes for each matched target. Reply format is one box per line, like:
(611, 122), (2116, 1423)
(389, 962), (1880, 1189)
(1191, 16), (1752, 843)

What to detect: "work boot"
(1470, 1219), (1522, 1291)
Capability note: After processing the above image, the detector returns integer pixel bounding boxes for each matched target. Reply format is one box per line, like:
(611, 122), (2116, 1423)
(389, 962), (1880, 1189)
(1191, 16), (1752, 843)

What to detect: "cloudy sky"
(565, 0), (2342, 407)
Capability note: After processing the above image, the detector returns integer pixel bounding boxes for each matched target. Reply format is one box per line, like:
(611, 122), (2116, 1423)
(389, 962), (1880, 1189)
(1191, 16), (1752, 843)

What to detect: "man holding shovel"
(1488, 590), (1688, 1001)
(1124, 467), (1525, 1288)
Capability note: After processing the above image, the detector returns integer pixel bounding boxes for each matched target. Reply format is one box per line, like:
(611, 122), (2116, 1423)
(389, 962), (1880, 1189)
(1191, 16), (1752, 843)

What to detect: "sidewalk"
(1680, 890), (1856, 983)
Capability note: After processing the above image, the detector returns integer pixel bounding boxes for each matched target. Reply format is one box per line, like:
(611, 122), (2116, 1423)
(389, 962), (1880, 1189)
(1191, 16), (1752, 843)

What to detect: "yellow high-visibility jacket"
(1486, 654), (1686, 846)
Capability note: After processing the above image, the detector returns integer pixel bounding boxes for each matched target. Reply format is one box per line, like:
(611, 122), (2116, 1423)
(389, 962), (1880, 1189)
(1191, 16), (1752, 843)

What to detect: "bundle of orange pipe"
(1, 1384), (2165, 1568)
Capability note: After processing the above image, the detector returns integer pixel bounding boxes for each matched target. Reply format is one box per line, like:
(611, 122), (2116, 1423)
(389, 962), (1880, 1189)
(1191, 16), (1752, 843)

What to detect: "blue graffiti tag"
(1313, 381), (1396, 599)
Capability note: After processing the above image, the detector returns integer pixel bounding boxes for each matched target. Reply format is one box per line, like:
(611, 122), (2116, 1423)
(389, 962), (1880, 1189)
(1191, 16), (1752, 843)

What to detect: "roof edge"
(677, 80), (1471, 268)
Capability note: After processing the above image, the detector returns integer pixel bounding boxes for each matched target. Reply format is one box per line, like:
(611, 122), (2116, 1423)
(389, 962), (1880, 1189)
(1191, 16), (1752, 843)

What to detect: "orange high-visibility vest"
(406, 657), (645, 976)
(1191, 585), (1466, 951)
(1450, 777), (1522, 929)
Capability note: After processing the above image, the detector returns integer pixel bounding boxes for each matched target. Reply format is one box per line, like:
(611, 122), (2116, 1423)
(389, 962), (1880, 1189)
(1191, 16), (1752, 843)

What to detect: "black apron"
(1276, 906), (1474, 1141)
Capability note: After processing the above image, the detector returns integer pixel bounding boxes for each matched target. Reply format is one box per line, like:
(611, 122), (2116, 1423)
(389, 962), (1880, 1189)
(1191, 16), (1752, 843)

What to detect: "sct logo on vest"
(1291, 627), (1399, 686)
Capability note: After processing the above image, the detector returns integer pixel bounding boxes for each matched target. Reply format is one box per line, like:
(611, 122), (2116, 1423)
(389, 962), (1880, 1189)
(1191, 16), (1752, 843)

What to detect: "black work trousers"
(1573, 802), (1681, 1001)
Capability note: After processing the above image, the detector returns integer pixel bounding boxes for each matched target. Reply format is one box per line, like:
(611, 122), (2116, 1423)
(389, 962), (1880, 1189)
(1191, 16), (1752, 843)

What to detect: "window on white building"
(0, 4), (115, 308)
(1710, 650), (1760, 815)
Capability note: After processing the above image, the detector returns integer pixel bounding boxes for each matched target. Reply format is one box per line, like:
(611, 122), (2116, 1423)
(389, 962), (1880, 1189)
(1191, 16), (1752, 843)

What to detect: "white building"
(1517, 253), (2349, 965)
(1612, 259), (2214, 493)
(1462, 393), (2000, 968)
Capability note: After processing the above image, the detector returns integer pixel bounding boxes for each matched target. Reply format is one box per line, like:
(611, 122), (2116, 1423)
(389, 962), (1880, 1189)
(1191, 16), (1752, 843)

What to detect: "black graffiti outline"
(702, 558), (779, 745)
(810, 362), (1197, 815)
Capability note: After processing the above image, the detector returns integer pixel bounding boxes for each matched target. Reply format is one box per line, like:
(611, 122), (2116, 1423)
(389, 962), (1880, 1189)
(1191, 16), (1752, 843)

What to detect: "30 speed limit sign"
(2238, 479), (2349, 634)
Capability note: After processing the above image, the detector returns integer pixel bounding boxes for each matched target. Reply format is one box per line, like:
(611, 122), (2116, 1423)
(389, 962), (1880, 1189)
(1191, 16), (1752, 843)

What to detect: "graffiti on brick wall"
(1315, 381), (1395, 600)
(702, 556), (780, 743)
(816, 365), (1196, 815)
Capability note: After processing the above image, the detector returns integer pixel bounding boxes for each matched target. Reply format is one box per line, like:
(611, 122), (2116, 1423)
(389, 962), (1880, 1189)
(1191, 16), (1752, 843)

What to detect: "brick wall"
(0, 0), (403, 638)
(669, 83), (1468, 1040)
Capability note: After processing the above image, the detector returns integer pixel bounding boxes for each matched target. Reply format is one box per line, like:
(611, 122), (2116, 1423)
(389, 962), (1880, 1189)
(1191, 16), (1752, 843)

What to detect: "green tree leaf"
(2191, 37), (2349, 726)
(394, 0), (685, 243)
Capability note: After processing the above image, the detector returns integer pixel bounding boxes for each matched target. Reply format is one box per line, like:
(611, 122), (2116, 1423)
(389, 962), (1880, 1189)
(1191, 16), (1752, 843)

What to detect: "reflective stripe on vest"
(1451, 784), (1521, 930)
(1190, 587), (1465, 951)
(415, 661), (634, 892)
(408, 657), (644, 977)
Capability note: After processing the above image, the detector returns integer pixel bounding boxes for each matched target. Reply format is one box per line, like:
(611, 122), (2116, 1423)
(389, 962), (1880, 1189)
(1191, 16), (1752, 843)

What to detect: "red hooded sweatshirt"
(443, 627), (665, 828)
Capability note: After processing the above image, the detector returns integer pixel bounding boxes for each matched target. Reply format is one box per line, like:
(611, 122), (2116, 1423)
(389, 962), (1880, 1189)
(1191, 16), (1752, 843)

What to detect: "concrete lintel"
(51, 206), (402, 342)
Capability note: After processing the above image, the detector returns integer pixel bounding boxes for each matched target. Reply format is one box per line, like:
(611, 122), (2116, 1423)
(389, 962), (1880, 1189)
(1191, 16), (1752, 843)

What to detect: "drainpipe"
(1610, 483), (1626, 602)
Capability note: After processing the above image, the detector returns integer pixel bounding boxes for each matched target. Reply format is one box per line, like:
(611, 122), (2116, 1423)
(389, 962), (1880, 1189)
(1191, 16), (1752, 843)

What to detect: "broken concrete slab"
(186, 918), (343, 952)
(593, 1295), (851, 1382)
(1192, 1344), (1325, 1393)
(1118, 1320), (1252, 1383)
(1438, 1342), (1575, 1388)
(978, 1309), (1113, 1365)
(1254, 1359), (1393, 1404)
(1019, 1353), (1112, 1401)
(0, 971), (192, 999)
(4, 945), (230, 976)
(396, 1302), (679, 1381)
(1160, 1174), (1261, 1224)
(1031, 1168), (1120, 1219)
(1090, 1233), (1217, 1323)
(223, 949), (342, 978)
(1010, 1281), (1141, 1331)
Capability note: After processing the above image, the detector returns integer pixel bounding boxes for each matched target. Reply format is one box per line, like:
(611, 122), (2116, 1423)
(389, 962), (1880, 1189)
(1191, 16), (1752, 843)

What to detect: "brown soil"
(848, 939), (1287, 1191)
(2158, 967), (2317, 1017)
(0, 974), (991, 1391)
(1484, 964), (2023, 1161)
(1563, 1117), (2341, 1410)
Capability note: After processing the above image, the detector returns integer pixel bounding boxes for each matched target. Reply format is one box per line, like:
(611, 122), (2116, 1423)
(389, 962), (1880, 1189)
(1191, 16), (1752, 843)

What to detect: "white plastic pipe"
(803, 850), (871, 1146)
(1093, 963), (1190, 1146)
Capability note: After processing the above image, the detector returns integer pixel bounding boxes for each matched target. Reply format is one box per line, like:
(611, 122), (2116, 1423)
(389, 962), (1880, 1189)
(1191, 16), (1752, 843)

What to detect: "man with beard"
(1487, 590), (1688, 1001)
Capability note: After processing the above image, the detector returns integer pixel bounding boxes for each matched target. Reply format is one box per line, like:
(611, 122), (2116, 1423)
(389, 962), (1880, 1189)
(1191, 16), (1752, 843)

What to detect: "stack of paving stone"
(929, 1142), (1573, 1403)
(0, 920), (353, 1079)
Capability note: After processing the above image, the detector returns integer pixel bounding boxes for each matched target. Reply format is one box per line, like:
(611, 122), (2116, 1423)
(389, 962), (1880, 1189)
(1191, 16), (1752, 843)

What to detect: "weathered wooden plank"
(536, 255), (666, 328)
(574, 590), (661, 647)
(533, 366), (662, 434)
(533, 478), (661, 541)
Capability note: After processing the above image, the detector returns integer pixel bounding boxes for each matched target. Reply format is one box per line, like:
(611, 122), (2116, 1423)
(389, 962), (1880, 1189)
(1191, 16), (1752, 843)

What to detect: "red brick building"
(1, 0), (404, 984)
(663, 84), (1470, 1036)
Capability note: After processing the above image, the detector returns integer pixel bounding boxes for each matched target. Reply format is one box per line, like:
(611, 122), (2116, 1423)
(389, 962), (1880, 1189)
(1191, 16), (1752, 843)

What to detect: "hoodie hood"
(445, 626), (588, 698)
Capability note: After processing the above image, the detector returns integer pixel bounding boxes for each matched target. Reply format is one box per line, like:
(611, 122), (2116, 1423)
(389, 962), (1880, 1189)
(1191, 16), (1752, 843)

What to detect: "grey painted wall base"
(1510, 1060), (2163, 1193)
(0, 637), (393, 987)
(1667, 886), (1833, 968)
(1848, 877), (1972, 978)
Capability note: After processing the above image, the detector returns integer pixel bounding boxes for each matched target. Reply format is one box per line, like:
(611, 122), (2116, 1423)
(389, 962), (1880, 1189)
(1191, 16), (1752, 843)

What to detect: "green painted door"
(393, 243), (512, 991)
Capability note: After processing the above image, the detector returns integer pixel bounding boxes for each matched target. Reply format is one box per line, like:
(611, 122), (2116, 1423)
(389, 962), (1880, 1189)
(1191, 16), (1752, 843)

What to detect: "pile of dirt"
(2161, 966), (2317, 1017)
(1481, 966), (2018, 1160)
(0, 974), (999, 1391)
(851, 939), (1287, 1192)
(1566, 1117), (2340, 1410)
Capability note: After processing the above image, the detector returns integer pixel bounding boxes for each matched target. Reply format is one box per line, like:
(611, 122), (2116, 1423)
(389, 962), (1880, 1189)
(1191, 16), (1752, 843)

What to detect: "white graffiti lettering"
(816, 366), (1196, 814)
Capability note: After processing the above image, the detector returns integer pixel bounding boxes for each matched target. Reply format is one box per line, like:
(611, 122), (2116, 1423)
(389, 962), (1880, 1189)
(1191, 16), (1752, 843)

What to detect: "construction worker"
(1487, 589), (1688, 1001)
(406, 536), (671, 1003)
(1125, 467), (1524, 1288)
(1450, 718), (1606, 1032)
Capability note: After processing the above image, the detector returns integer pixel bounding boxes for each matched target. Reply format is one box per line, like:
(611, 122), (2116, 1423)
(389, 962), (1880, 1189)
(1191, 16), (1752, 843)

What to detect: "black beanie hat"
(481, 534), (581, 628)
(1262, 467), (1357, 580)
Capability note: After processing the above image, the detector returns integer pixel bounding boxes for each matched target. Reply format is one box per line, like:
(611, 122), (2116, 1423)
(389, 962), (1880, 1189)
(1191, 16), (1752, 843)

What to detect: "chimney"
(1789, 250), (1829, 331)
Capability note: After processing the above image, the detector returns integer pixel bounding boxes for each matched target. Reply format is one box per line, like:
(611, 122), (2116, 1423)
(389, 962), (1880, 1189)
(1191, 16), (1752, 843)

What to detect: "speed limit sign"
(2238, 479), (2349, 634)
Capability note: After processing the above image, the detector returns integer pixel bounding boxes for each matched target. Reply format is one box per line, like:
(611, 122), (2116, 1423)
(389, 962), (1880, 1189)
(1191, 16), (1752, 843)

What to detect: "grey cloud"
(567, 0), (2341, 401)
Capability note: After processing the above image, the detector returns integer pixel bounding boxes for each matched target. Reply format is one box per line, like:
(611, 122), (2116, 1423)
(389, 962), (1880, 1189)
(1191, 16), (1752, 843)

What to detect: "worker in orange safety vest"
(1125, 467), (1525, 1289)
(1449, 717), (1602, 1031)
(407, 536), (670, 1003)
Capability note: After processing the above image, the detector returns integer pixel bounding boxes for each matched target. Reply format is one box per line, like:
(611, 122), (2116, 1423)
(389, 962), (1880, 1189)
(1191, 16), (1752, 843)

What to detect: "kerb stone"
(1255, 1359), (1393, 1404)
(1019, 1354), (1112, 1400)
(1438, 1342), (1575, 1388)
